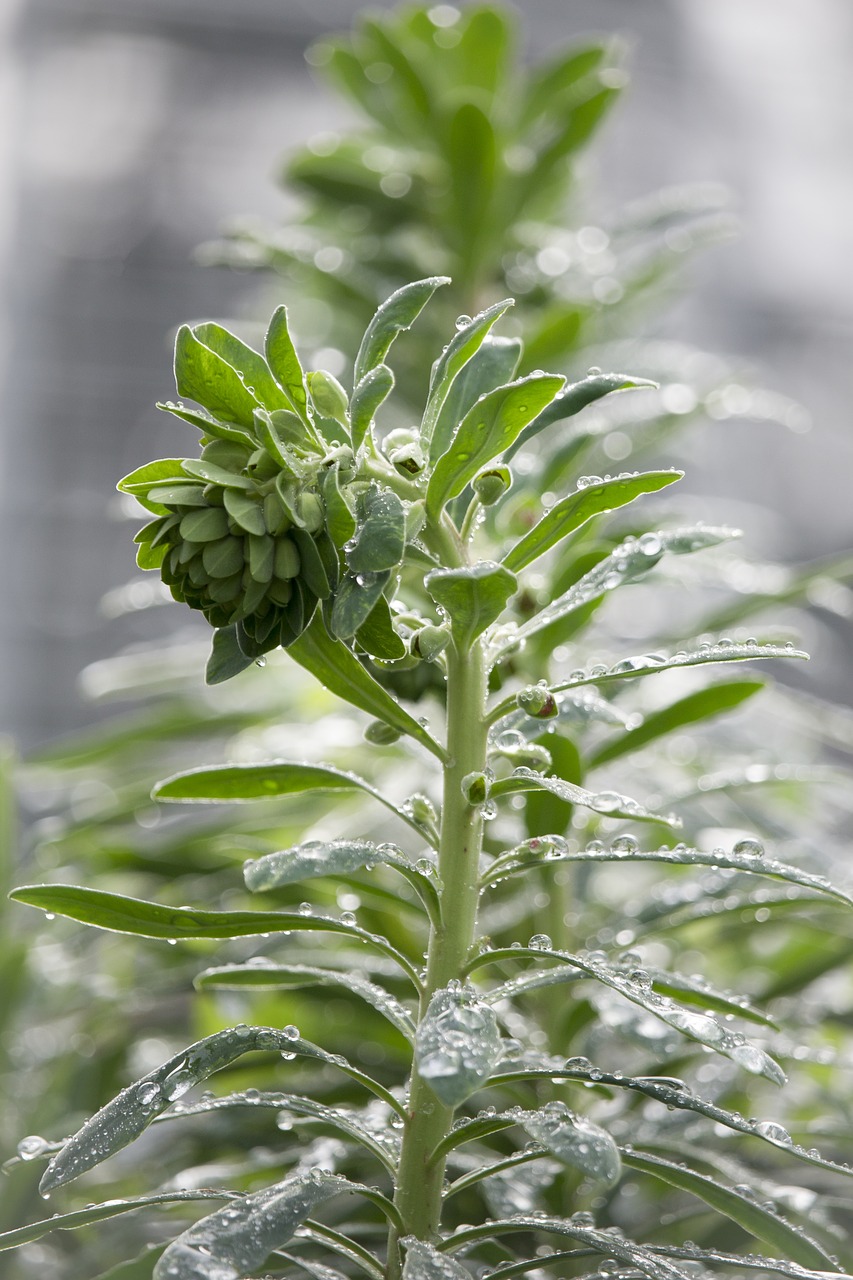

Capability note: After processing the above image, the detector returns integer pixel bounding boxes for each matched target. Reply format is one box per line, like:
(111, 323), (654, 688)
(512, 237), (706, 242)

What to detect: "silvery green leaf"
(519, 1101), (621, 1185)
(265, 304), (309, 422)
(425, 562), (517, 648)
(420, 299), (514, 455)
(505, 371), (657, 459)
(350, 364), (394, 453)
(428, 335), (522, 464)
(244, 838), (410, 890)
(192, 322), (290, 415)
(402, 1238), (474, 1280)
(174, 325), (260, 429)
(347, 486), (406, 573)
(153, 1170), (351, 1280)
(490, 767), (680, 827)
(329, 569), (392, 640)
(415, 985), (501, 1106)
(0, 1192), (232, 1255)
(354, 276), (449, 385)
(205, 625), (254, 686)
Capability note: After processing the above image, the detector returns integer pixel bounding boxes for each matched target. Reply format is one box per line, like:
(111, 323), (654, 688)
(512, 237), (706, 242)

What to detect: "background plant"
(3, 6), (853, 1279)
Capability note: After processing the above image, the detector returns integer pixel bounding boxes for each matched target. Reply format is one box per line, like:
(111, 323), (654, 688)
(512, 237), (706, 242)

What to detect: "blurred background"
(1, 0), (852, 750)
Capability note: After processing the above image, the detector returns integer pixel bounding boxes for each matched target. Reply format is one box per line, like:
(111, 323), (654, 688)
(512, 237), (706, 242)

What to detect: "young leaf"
(426, 374), (565, 517)
(288, 611), (446, 761)
(265, 305), (309, 422)
(420, 299), (514, 455)
(588, 679), (765, 768)
(322, 463), (357, 546)
(205, 625), (254, 685)
(174, 325), (260, 428)
(425, 562), (517, 648)
(243, 838), (412, 890)
(117, 459), (194, 497)
(428, 335), (523, 465)
(354, 276), (450, 385)
(350, 363), (394, 452)
(502, 470), (683, 573)
(415, 985), (502, 1107)
(505, 371), (657, 459)
(356, 593), (407, 660)
(403, 1239), (473, 1280)
(518, 1102), (621, 1186)
(153, 1172), (354, 1280)
(156, 400), (256, 447)
(621, 1149), (838, 1269)
(192, 322), (290, 414)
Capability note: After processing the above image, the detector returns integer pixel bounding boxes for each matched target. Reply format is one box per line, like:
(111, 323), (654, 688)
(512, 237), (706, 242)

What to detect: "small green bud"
(473, 464), (512, 506)
(501, 741), (553, 772)
(412, 623), (450, 662)
(364, 719), (403, 745)
(517, 683), (559, 718)
(383, 427), (419, 454)
(246, 448), (280, 480)
(407, 793), (438, 827)
(273, 536), (301, 579)
(308, 370), (350, 423)
(461, 770), (490, 806)
(389, 442), (426, 475)
(297, 491), (324, 534)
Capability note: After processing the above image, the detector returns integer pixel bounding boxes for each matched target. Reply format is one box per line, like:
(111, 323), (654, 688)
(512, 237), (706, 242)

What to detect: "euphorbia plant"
(7, 277), (852, 1279)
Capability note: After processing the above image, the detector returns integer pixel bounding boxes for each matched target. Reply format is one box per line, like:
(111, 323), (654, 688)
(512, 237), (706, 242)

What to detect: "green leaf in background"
(588, 678), (765, 768)
(173, 325), (261, 428)
(354, 276), (449, 385)
(445, 100), (496, 275)
(348, 485), (407, 573)
(289, 612), (445, 758)
(503, 469), (683, 572)
(0, 1194), (231, 1255)
(621, 1150), (838, 1269)
(426, 373), (565, 516)
(264, 304), (310, 421)
(425, 562), (517, 648)
(421, 299), (514, 455)
(350, 362), (395, 452)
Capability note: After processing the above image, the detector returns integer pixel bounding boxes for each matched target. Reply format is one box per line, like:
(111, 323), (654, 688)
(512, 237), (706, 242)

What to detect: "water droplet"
(576, 475), (603, 490)
(611, 833), (639, 854)
(283, 1024), (300, 1041)
(733, 837), (765, 859)
(755, 1119), (791, 1144)
(136, 1082), (160, 1107)
(340, 910), (357, 926)
(528, 933), (552, 951)
(17, 1135), (50, 1161)
(455, 314), (472, 329)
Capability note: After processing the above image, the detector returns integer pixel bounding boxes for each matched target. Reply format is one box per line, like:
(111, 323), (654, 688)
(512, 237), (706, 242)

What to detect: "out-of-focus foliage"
(3, 6), (853, 1279)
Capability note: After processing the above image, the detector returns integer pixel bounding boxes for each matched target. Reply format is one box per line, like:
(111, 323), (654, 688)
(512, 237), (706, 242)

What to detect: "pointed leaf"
(621, 1149), (838, 1268)
(156, 401), (255, 447)
(117, 459), (193, 497)
(519, 1102), (621, 1186)
(330, 569), (392, 639)
(547, 639), (809, 694)
(425, 562), (517, 649)
(506, 372), (656, 459)
(205, 625), (254, 685)
(354, 277), (449, 385)
(415, 985), (501, 1106)
(174, 325), (260, 428)
(193, 322), (289, 414)
(503, 470), (683, 573)
(153, 1172), (353, 1280)
(429, 336), (522, 465)
(0, 1193), (231, 1254)
(322, 464), (357, 547)
(420, 300), (514, 454)
(350, 364), (394, 453)
(427, 374), (565, 517)
(288, 611), (446, 761)
(356, 594), (407, 660)
(265, 305), (309, 421)
(243, 838), (412, 890)
(589, 679), (765, 768)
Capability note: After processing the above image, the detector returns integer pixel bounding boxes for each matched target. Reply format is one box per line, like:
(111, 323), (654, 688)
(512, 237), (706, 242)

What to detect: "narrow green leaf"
(503, 470), (683, 573)
(429, 335), (523, 465)
(427, 374), (565, 517)
(174, 325), (260, 428)
(403, 1240), (473, 1280)
(589, 679), (765, 768)
(117, 459), (193, 496)
(288, 611), (446, 761)
(506, 372), (656, 459)
(156, 401), (255, 447)
(350, 363), (394, 452)
(622, 1149), (837, 1269)
(420, 300), (514, 454)
(196, 962), (416, 1040)
(265, 305), (309, 421)
(445, 101), (496, 270)
(322, 463), (357, 546)
(521, 44), (611, 126)
(354, 277), (449, 386)
(244, 838), (408, 890)
(181, 458), (255, 491)
(205, 625), (254, 686)
(0, 1192), (231, 1254)
(425, 562), (517, 649)
(330, 569), (392, 640)
(491, 768), (680, 827)
(193, 322), (289, 414)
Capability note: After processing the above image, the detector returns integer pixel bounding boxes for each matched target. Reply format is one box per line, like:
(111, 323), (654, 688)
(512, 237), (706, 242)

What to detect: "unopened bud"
(473, 464), (512, 506)
(408, 793), (438, 827)
(364, 719), (403, 745)
(461, 771), (490, 806)
(389, 442), (426, 475)
(517, 683), (558, 718)
(412, 623), (450, 662)
(296, 491), (324, 534)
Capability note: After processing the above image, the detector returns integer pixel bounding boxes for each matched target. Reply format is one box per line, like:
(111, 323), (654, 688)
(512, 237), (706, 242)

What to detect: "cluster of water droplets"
(415, 982), (502, 1106)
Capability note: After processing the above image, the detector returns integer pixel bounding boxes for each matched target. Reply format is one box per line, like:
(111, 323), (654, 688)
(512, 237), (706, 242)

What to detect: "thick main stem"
(388, 641), (488, 1274)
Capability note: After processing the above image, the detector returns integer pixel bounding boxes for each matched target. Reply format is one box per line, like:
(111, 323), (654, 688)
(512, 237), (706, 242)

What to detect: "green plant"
(4, 6), (853, 1279)
(5, 274), (853, 1278)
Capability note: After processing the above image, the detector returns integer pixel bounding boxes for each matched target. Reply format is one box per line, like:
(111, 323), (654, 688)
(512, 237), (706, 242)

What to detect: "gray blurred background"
(1, 0), (851, 750)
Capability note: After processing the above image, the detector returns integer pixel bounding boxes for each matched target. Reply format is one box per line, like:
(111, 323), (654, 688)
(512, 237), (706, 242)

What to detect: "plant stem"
(387, 639), (488, 1275)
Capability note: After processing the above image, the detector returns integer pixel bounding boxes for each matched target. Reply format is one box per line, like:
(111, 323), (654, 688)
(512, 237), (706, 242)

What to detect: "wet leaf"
(192, 322), (289, 415)
(174, 325), (260, 429)
(265, 305), (309, 422)
(505, 372), (656, 459)
(0, 1192), (232, 1254)
(354, 276), (449, 385)
(425, 562), (517, 648)
(429, 336), (522, 465)
(350, 364), (394, 453)
(420, 300), (514, 456)
(205, 625), (254, 686)
(415, 984), (501, 1107)
(519, 1102), (621, 1185)
(427, 374), (565, 518)
(330, 569), (392, 639)
(490, 768), (680, 827)
(244, 837), (410, 890)
(403, 1239), (473, 1280)
(503, 470), (683, 573)
(348, 486), (406, 573)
